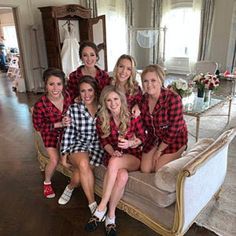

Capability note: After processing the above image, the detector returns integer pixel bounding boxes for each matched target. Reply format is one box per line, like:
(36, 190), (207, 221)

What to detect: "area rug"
(186, 99), (236, 236)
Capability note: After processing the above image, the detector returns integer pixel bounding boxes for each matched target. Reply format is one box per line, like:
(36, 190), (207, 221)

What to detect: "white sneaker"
(58, 185), (74, 205)
(88, 201), (97, 214)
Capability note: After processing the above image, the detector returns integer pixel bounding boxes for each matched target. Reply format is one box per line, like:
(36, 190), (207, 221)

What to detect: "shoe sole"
(46, 194), (55, 198)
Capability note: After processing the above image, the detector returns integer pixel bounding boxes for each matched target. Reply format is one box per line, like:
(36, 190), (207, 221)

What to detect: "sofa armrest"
(183, 128), (236, 176)
(174, 128), (236, 233)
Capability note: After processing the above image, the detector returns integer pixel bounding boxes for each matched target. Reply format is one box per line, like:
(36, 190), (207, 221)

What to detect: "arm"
(60, 105), (77, 156)
(32, 101), (60, 133)
(163, 94), (186, 144)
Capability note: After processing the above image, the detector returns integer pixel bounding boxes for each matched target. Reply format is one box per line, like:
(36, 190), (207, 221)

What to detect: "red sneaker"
(43, 183), (55, 198)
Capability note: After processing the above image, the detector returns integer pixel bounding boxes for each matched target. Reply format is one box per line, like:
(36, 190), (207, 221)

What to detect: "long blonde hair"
(98, 85), (130, 138)
(111, 54), (139, 96)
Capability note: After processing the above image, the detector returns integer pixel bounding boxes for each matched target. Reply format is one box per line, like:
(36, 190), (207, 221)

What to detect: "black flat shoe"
(85, 214), (106, 232)
(105, 223), (117, 236)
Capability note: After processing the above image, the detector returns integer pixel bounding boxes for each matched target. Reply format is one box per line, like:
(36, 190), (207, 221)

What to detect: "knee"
(78, 158), (90, 172)
(116, 170), (128, 188)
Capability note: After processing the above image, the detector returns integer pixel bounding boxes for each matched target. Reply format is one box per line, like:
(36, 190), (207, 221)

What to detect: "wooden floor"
(0, 72), (217, 236)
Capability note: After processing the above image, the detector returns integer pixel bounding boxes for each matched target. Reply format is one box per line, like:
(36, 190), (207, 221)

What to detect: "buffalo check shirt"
(32, 91), (72, 148)
(60, 102), (104, 166)
(141, 88), (188, 154)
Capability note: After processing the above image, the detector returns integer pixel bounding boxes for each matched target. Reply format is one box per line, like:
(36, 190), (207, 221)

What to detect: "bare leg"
(45, 147), (59, 182)
(141, 146), (156, 173)
(68, 168), (80, 189)
(107, 169), (129, 218)
(70, 152), (95, 204)
(155, 145), (187, 171)
(97, 155), (140, 211)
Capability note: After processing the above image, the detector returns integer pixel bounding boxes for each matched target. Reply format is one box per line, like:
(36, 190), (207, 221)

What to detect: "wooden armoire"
(39, 4), (107, 71)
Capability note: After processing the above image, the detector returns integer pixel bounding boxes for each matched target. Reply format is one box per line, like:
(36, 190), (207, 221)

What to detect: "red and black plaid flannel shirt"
(126, 86), (143, 110)
(141, 88), (188, 154)
(32, 91), (72, 148)
(67, 65), (110, 100)
(96, 115), (146, 166)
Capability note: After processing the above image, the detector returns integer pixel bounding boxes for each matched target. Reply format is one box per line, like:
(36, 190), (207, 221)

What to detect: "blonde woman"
(85, 85), (145, 236)
(110, 54), (142, 116)
(140, 64), (188, 172)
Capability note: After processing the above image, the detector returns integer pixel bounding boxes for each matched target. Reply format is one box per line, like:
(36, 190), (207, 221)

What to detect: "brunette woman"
(32, 68), (72, 198)
(59, 76), (104, 214)
(67, 41), (110, 101)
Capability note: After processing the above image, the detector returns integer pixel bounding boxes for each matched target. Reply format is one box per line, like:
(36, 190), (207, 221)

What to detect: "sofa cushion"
(154, 138), (214, 193)
(94, 165), (176, 208)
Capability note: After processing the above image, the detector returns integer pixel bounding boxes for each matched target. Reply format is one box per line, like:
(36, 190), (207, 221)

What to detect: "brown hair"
(79, 41), (99, 61)
(77, 75), (100, 102)
(43, 68), (66, 88)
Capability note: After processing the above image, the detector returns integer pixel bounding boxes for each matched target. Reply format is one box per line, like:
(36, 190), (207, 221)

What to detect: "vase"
(204, 89), (211, 103)
(197, 88), (205, 98)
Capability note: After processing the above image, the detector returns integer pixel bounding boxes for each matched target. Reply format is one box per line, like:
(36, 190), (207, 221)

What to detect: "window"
(3, 26), (18, 50)
(97, 0), (127, 71)
(164, 7), (194, 58)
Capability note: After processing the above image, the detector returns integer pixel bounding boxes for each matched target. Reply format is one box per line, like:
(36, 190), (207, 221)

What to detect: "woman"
(59, 76), (104, 215)
(67, 41), (110, 101)
(110, 54), (142, 115)
(140, 64), (188, 172)
(32, 68), (72, 198)
(85, 85), (145, 236)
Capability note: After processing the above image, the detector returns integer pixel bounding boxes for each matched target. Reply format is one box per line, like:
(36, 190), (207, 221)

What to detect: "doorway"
(0, 6), (25, 92)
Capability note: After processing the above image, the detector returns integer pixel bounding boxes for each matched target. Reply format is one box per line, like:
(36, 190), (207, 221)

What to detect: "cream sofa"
(34, 128), (236, 236)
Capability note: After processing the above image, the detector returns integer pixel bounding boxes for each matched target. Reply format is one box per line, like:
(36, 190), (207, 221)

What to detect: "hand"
(118, 138), (130, 149)
(131, 104), (141, 118)
(112, 150), (123, 158)
(62, 116), (71, 127)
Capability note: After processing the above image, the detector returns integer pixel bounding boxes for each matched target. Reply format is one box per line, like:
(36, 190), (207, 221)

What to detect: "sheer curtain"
(188, 0), (202, 72)
(162, 0), (201, 73)
(97, 0), (127, 71)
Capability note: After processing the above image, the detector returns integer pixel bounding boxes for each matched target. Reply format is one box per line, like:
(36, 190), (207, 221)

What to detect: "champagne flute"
(117, 131), (125, 155)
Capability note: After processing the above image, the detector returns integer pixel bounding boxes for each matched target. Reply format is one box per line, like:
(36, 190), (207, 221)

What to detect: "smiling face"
(116, 58), (132, 84)
(79, 82), (96, 105)
(105, 91), (121, 115)
(81, 46), (97, 68)
(46, 75), (63, 99)
(142, 71), (162, 96)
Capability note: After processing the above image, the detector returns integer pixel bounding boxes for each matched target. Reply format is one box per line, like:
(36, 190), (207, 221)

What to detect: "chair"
(195, 60), (218, 74)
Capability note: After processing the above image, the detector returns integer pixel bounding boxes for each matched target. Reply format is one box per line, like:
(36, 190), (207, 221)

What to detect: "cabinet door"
(87, 15), (107, 71)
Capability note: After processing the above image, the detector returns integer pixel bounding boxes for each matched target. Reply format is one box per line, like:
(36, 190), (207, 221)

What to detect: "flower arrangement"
(169, 78), (193, 98)
(193, 73), (220, 90)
